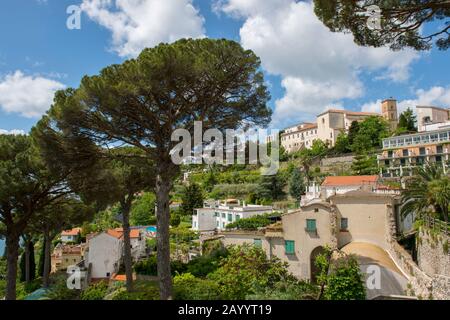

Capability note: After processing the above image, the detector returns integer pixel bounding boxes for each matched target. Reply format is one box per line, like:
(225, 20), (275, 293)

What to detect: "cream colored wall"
(277, 205), (336, 279)
(331, 196), (390, 250)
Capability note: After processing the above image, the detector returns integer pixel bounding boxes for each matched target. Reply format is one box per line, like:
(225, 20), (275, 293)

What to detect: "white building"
(417, 106), (450, 132)
(86, 228), (146, 279)
(192, 200), (274, 232)
(301, 176), (380, 205)
(280, 123), (318, 153)
(86, 230), (123, 279)
(316, 109), (379, 146)
(61, 227), (82, 243)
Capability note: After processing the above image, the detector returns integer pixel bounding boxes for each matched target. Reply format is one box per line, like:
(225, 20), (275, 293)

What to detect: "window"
(254, 239), (262, 248)
(222, 213), (225, 218)
(285, 240), (295, 255)
(436, 156), (442, 163)
(227, 213), (232, 222)
(400, 158), (406, 166)
(235, 215), (241, 221)
(437, 145), (443, 154)
(106, 272), (111, 277)
(314, 208), (319, 213)
(419, 147), (426, 155)
(214, 212), (219, 217)
(306, 219), (317, 232)
(216, 221), (219, 227)
(402, 149), (408, 157)
(388, 151), (393, 158)
(340, 218), (348, 231)
(384, 160), (390, 165)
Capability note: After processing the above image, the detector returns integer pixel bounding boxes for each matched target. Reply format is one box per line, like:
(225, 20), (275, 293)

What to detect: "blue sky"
(0, 0), (448, 134)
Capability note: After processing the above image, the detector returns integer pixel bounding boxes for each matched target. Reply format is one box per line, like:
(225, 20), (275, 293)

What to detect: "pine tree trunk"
(42, 229), (51, 288)
(121, 197), (134, 292)
(156, 169), (173, 300)
(5, 230), (20, 300)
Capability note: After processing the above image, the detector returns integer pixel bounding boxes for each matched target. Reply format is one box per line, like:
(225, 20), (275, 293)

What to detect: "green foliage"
(351, 153), (378, 175)
(334, 132), (351, 154)
(108, 280), (160, 300)
(347, 121), (360, 146)
(0, 257), (6, 280)
(180, 183), (204, 216)
(313, 0), (450, 51)
(225, 213), (278, 230)
(323, 255), (366, 300)
(45, 274), (80, 300)
(209, 183), (258, 199)
(80, 281), (109, 300)
(130, 192), (156, 226)
(314, 247), (366, 300)
(173, 273), (223, 300)
(185, 248), (228, 277)
(255, 174), (286, 202)
(351, 116), (389, 153)
(133, 255), (188, 276)
(401, 164), (450, 222)
(207, 245), (295, 299)
(19, 242), (36, 283)
(170, 213), (181, 227)
(289, 168), (305, 200)
(247, 279), (318, 300)
(397, 107), (417, 133)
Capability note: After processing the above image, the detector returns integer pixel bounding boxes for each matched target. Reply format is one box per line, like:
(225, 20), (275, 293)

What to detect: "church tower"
(381, 98), (398, 131)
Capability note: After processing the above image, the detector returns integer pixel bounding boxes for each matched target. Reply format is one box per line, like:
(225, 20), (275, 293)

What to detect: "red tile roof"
(61, 227), (82, 236)
(322, 175), (379, 187)
(106, 228), (140, 239)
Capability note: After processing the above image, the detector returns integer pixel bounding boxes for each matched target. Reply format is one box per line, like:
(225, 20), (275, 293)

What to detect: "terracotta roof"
(111, 273), (136, 281)
(318, 109), (379, 117)
(106, 228), (140, 239)
(61, 227), (82, 236)
(322, 175), (379, 187)
(281, 123), (318, 135)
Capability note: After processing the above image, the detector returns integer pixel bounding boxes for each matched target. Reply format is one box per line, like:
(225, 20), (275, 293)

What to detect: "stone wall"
(388, 227), (450, 300)
(416, 228), (449, 277)
(320, 155), (354, 167)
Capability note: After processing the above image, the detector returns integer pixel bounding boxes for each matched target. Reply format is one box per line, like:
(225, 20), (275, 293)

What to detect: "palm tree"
(401, 164), (449, 222)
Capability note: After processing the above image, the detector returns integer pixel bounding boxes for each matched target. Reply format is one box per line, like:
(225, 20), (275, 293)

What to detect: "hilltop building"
(381, 99), (399, 132)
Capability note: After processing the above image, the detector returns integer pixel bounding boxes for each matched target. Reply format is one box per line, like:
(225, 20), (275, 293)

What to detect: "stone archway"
(310, 246), (326, 284)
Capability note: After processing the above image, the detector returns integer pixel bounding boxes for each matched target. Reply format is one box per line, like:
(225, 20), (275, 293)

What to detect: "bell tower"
(381, 98), (398, 131)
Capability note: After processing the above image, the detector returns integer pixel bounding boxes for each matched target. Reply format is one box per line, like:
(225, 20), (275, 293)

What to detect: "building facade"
(61, 227), (82, 243)
(280, 123), (318, 153)
(416, 106), (450, 132)
(316, 109), (379, 147)
(378, 127), (450, 177)
(192, 200), (273, 232)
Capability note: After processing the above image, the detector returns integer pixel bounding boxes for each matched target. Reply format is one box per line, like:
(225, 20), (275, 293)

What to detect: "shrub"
(225, 214), (278, 230)
(134, 255), (188, 276)
(173, 273), (223, 300)
(185, 247), (228, 277)
(80, 281), (109, 300)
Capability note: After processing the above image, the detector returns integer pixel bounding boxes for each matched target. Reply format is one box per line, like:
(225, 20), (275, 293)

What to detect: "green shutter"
(285, 240), (295, 254)
(306, 219), (316, 232)
(254, 239), (262, 248)
(228, 213), (232, 222)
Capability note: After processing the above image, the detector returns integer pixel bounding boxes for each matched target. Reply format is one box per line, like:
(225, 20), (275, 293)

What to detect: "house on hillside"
(192, 199), (273, 232)
(61, 227), (82, 243)
(219, 191), (413, 299)
(51, 243), (86, 273)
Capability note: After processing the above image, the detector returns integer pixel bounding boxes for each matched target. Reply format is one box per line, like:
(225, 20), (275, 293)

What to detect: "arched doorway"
(310, 246), (326, 283)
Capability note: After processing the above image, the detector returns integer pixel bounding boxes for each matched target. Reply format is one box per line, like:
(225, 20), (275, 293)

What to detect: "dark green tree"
(19, 239), (35, 283)
(397, 107), (417, 132)
(351, 116), (389, 153)
(180, 183), (204, 216)
(289, 168), (305, 200)
(130, 192), (157, 226)
(255, 174), (286, 202)
(34, 39), (271, 299)
(334, 132), (351, 154)
(347, 120), (360, 147)
(314, 0), (450, 51)
(351, 153), (378, 175)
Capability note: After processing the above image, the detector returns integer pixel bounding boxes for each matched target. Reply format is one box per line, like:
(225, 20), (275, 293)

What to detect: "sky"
(0, 0), (449, 135)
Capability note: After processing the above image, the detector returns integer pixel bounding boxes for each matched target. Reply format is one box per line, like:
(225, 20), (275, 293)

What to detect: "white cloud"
(0, 71), (65, 118)
(0, 129), (26, 135)
(81, 0), (206, 57)
(361, 86), (450, 114)
(216, 0), (420, 128)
